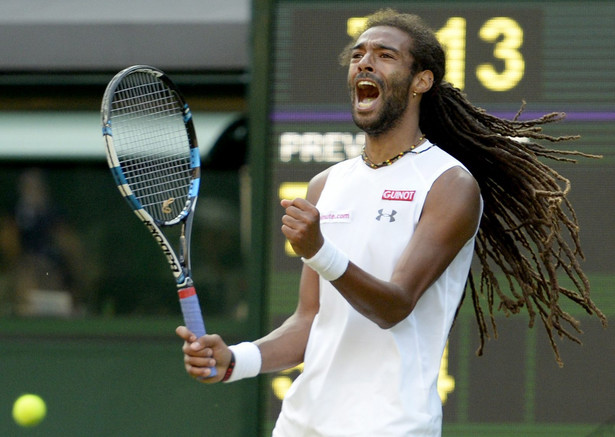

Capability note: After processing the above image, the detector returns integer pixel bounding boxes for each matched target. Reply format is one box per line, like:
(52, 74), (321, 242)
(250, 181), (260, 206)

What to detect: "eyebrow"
(351, 42), (402, 55)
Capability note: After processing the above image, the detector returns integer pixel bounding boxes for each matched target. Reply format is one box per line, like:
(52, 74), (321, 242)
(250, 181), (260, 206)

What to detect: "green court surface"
(0, 317), (259, 437)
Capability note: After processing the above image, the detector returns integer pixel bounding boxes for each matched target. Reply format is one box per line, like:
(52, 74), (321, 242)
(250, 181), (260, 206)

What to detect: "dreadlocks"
(343, 9), (607, 366)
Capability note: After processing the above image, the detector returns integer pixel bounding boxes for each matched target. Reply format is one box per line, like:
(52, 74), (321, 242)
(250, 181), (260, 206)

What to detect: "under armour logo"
(376, 209), (397, 222)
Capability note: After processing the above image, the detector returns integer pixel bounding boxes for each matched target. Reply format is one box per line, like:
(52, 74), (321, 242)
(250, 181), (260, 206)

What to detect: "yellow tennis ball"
(12, 394), (47, 427)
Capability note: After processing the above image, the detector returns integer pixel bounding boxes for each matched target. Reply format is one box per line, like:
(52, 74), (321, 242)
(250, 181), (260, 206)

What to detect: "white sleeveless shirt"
(273, 141), (479, 437)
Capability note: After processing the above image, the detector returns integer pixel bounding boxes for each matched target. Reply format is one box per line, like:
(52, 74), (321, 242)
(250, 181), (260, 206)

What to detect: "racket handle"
(178, 286), (218, 377)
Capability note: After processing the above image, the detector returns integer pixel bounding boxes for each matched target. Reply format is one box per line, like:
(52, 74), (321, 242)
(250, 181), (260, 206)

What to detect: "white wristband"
(301, 238), (349, 281)
(224, 342), (262, 383)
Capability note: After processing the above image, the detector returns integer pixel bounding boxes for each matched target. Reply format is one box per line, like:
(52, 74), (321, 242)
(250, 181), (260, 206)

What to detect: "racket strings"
(110, 72), (193, 222)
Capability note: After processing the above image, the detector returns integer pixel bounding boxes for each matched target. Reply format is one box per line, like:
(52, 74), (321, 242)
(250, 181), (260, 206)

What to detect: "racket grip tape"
(178, 286), (217, 377)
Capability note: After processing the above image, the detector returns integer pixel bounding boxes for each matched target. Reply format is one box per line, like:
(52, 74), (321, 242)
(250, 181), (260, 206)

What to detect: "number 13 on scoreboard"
(348, 16), (525, 93)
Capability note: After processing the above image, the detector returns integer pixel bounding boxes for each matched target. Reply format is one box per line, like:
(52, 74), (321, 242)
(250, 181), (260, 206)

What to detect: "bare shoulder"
(432, 166), (480, 201)
(305, 167), (332, 204)
(422, 166), (482, 237)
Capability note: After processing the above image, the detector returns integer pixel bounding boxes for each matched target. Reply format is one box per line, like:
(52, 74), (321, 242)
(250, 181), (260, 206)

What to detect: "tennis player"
(177, 9), (604, 436)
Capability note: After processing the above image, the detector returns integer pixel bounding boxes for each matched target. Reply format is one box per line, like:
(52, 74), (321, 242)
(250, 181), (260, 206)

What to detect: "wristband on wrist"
(301, 238), (349, 281)
(223, 342), (262, 383)
(221, 351), (236, 382)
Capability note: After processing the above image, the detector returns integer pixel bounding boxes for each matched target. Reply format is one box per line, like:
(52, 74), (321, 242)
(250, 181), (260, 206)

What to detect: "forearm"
(331, 262), (419, 329)
(254, 311), (314, 373)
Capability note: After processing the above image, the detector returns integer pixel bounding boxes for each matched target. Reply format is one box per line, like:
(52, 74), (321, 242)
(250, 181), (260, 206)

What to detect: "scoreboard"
(270, 2), (614, 157)
(253, 1), (615, 434)
(268, 0), (615, 267)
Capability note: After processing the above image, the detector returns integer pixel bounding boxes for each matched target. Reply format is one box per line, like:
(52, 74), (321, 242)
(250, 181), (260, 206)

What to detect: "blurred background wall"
(0, 1), (259, 436)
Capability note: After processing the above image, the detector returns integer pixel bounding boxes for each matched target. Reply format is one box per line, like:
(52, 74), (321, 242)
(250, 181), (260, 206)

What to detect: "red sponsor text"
(382, 190), (416, 201)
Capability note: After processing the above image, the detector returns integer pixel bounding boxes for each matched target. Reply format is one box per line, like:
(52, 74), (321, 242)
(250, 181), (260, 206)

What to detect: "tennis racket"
(101, 65), (216, 376)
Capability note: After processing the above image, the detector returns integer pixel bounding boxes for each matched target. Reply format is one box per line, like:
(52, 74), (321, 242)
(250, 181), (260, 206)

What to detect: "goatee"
(351, 72), (414, 137)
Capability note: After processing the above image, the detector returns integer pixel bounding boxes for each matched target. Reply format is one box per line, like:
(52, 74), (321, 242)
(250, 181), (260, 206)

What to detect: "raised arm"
(256, 169), (330, 372)
(282, 166), (481, 329)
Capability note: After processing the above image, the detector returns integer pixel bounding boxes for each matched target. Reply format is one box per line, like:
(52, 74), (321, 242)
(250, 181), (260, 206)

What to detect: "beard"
(350, 71), (414, 137)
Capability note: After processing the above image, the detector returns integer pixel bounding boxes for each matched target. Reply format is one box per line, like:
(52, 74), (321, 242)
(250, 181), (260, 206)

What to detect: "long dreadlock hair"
(342, 9), (607, 366)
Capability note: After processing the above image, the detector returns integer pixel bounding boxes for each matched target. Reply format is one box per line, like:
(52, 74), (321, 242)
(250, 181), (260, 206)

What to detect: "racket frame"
(102, 65), (200, 287)
(101, 66), (215, 376)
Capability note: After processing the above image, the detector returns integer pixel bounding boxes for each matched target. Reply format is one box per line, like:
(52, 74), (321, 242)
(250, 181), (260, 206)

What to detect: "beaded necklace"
(361, 135), (427, 169)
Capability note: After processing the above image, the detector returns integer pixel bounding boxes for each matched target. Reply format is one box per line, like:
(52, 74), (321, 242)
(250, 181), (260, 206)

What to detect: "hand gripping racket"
(101, 65), (216, 376)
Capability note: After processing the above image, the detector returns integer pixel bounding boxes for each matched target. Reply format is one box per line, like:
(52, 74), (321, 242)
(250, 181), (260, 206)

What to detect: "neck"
(363, 127), (424, 164)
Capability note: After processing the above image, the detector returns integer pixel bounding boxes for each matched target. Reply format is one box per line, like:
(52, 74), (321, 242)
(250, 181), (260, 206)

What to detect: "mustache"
(354, 72), (385, 89)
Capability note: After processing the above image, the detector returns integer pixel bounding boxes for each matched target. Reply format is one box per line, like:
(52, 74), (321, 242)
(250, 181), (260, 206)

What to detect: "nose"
(357, 53), (374, 72)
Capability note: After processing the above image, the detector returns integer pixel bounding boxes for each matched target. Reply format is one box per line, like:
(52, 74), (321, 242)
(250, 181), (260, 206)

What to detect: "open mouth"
(356, 80), (380, 110)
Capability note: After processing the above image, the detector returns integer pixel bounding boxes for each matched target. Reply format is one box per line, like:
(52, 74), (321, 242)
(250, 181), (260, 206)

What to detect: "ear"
(412, 70), (435, 95)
